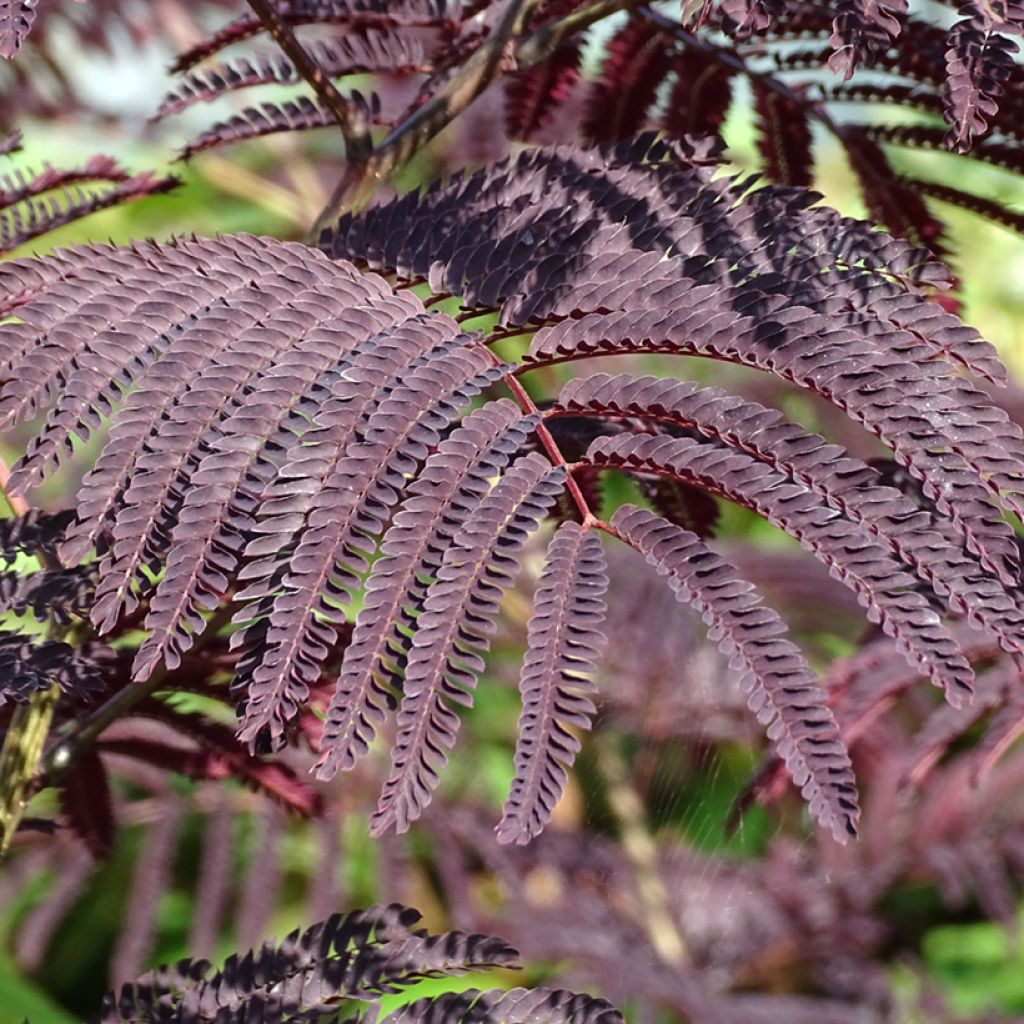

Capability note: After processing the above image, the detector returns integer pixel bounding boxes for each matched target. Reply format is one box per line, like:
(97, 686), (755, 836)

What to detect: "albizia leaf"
(556, 371), (1024, 663)
(178, 93), (384, 159)
(903, 663), (1013, 788)
(663, 51), (733, 138)
(233, 336), (505, 751)
(370, 455), (567, 835)
(497, 521), (608, 845)
(910, 179), (1024, 236)
(610, 504), (859, 842)
(0, 564), (97, 624)
(505, 41), (581, 141)
(0, 631), (110, 706)
(382, 987), (624, 1024)
(90, 903), (526, 1024)
(319, 402), (536, 776)
(720, 0), (787, 36)
(842, 130), (947, 252)
(7, 129), (1024, 850)
(0, 173), (176, 257)
(944, 13), (1020, 153)
(0, 509), (74, 560)
(590, 432), (976, 706)
(753, 83), (814, 186)
(168, 0), (449, 74)
(829, 0), (908, 79)
(153, 34), (425, 120)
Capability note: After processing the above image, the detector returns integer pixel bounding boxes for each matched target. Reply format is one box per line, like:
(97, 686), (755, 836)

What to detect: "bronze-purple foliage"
(87, 902), (612, 1024)
(5, 132), (1024, 845)
(3, 4), (1024, 1019)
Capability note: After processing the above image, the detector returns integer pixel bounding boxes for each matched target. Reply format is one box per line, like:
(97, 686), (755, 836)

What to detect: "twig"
(40, 601), (238, 783)
(311, 0), (539, 234)
(310, 0), (634, 236)
(594, 732), (690, 966)
(245, 0), (373, 162)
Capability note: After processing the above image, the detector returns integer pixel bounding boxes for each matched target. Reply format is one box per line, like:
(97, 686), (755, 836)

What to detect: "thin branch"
(245, 0), (373, 162)
(593, 732), (690, 966)
(310, 0), (634, 236)
(40, 602), (238, 783)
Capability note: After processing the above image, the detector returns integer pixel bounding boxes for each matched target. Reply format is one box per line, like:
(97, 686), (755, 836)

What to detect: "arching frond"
(610, 504), (858, 841)
(6, 136), (1024, 841)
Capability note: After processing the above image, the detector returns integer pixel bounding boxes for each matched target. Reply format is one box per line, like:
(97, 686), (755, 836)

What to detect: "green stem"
(0, 455), (63, 857)
(0, 686), (60, 854)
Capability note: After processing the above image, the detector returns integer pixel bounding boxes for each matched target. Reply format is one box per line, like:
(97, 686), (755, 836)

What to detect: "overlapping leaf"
(90, 903), (530, 1024)
(0, 148), (175, 256)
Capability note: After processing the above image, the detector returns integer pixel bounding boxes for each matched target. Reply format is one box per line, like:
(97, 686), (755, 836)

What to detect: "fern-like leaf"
(590, 433), (976, 705)
(169, 0), (451, 74)
(497, 521), (608, 845)
(382, 987), (624, 1024)
(865, 122), (1024, 176)
(0, 509), (75, 560)
(610, 504), (859, 841)
(90, 903), (525, 1024)
(232, 333), (505, 750)
(370, 455), (567, 835)
(828, 0), (908, 79)
(179, 93), (384, 159)
(154, 35), (425, 120)
(319, 402), (536, 775)
(753, 82), (814, 186)
(505, 40), (581, 141)
(944, 7), (1022, 153)
(0, 565), (97, 624)
(0, 168), (175, 256)
(7, 134), (1024, 844)
(910, 179), (1024, 235)
(582, 19), (674, 141)
(663, 51), (733, 139)
(0, 632), (110, 706)
(557, 372), (1024, 666)
(58, 748), (114, 858)
(842, 131), (947, 252)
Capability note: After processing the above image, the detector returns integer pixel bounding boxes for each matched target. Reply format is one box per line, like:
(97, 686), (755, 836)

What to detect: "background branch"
(310, 0), (633, 235)
(245, 0), (373, 162)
